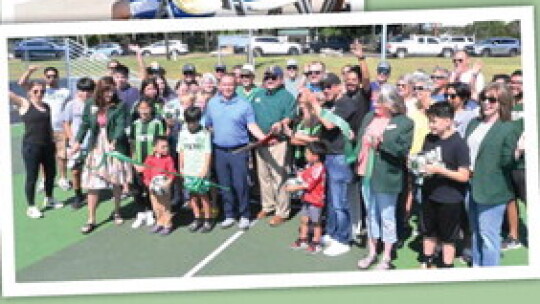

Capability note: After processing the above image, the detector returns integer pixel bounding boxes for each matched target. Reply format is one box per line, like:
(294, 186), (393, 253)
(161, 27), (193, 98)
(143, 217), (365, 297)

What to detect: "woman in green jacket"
(70, 76), (132, 234)
(465, 82), (518, 266)
(356, 84), (414, 270)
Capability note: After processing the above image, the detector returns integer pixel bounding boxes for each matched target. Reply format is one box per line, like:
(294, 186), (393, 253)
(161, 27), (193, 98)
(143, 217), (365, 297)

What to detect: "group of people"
(10, 42), (526, 269)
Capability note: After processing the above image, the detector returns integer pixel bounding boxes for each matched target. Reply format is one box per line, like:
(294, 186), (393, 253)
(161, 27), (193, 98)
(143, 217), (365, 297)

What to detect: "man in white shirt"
(449, 51), (485, 101)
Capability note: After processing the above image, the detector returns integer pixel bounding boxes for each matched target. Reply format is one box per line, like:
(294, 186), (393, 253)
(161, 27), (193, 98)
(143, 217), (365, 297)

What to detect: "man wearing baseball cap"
(235, 64), (262, 103)
(369, 61), (391, 106)
(308, 71), (364, 256)
(284, 59), (301, 98)
(214, 64), (227, 82)
(182, 63), (197, 85)
(252, 66), (296, 226)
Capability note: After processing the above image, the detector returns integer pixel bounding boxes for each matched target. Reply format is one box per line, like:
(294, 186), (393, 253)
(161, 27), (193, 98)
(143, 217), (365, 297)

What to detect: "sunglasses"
(45, 74), (58, 79)
(431, 75), (446, 80)
(183, 71), (195, 75)
(306, 70), (322, 76)
(446, 93), (458, 99)
(452, 58), (464, 64)
(413, 86), (426, 91)
(264, 75), (278, 81)
(240, 74), (253, 79)
(32, 89), (45, 94)
(483, 96), (498, 104)
(215, 68), (226, 73)
(286, 66), (298, 70)
(397, 83), (407, 88)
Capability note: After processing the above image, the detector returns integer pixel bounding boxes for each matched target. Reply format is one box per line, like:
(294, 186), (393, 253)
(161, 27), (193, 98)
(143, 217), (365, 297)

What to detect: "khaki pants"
(256, 141), (290, 218)
(150, 189), (173, 228)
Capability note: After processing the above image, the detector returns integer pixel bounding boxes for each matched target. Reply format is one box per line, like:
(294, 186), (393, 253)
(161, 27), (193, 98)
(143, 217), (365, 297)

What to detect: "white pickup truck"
(250, 36), (302, 57)
(386, 35), (455, 58)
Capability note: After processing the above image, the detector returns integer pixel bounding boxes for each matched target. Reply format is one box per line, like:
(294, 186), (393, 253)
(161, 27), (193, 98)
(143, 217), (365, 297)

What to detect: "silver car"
(465, 37), (521, 57)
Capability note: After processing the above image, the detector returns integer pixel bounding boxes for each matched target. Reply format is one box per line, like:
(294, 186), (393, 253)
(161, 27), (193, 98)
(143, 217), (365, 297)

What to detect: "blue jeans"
(468, 196), (506, 266)
(324, 154), (352, 244)
(362, 183), (398, 243)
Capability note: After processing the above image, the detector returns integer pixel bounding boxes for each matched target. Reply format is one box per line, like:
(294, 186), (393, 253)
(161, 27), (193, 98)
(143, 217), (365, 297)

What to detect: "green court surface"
(9, 124), (528, 282)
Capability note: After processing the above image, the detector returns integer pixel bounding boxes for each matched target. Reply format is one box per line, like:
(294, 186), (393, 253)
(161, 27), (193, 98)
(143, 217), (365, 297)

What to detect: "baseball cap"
(264, 65), (283, 78)
(321, 73), (341, 87)
(182, 63), (196, 73)
(215, 64), (226, 71)
(377, 61), (391, 75)
(286, 59), (298, 67)
(241, 64), (255, 76)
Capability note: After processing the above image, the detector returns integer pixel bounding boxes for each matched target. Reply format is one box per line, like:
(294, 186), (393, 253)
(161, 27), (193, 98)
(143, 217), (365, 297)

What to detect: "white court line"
(183, 229), (247, 278)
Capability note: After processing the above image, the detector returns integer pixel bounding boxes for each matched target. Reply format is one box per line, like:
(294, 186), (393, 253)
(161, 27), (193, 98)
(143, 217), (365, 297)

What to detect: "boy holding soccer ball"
(136, 136), (176, 235)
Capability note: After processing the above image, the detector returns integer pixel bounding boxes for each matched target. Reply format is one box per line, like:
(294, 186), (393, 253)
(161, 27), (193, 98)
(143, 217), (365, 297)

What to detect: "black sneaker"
(188, 219), (202, 232)
(71, 196), (85, 210)
(200, 220), (213, 233)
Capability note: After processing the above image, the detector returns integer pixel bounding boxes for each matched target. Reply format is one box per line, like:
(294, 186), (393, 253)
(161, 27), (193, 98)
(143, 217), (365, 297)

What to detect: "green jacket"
(75, 100), (130, 155)
(465, 118), (518, 205)
(357, 112), (414, 193)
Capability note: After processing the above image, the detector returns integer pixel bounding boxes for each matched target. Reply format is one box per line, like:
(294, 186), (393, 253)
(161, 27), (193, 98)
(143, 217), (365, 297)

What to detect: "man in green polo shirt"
(252, 66), (296, 226)
(235, 64), (262, 103)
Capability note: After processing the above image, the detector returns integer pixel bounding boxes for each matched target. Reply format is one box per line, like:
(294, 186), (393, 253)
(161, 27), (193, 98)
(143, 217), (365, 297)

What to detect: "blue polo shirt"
(306, 82), (322, 93)
(205, 93), (256, 148)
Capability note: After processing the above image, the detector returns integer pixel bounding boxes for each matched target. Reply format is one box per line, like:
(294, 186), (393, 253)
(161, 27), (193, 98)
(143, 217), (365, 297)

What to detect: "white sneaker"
(321, 234), (336, 246)
(43, 197), (64, 209)
(238, 217), (250, 230)
(221, 218), (236, 229)
(57, 178), (72, 191)
(26, 206), (43, 219)
(131, 212), (146, 229)
(323, 241), (351, 256)
(145, 210), (155, 226)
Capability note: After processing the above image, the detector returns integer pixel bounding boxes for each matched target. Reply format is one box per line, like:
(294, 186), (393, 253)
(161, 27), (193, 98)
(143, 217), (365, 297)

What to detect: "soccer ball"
(150, 175), (168, 196)
(163, 104), (183, 122)
(285, 177), (304, 200)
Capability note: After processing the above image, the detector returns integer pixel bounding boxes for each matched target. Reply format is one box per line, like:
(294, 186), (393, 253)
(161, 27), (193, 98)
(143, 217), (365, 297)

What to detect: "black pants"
(22, 141), (56, 206)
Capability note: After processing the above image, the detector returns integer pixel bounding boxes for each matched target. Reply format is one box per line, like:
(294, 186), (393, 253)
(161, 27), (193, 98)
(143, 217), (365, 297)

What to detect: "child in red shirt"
(285, 141), (327, 253)
(136, 136), (176, 235)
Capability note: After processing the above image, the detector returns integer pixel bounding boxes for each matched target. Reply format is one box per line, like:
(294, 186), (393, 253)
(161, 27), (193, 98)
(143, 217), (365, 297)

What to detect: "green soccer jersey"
(131, 118), (164, 163)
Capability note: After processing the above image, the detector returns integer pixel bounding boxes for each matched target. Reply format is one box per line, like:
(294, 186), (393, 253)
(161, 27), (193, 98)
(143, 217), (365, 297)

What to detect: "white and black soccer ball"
(150, 175), (168, 196)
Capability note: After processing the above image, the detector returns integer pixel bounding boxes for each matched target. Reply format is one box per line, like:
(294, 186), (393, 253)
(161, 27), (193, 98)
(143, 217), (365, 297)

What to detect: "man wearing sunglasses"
(305, 61), (326, 93)
(310, 72), (362, 256)
(284, 59), (301, 98)
(449, 51), (485, 101)
(252, 66), (296, 227)
(431, 67), (450, 102)
(19, 65), (72, 192)
(235, 64), (262, 103)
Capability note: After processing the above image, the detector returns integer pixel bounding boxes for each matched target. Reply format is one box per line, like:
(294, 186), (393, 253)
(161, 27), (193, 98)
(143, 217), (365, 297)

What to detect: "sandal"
(81, 223), (96, 234)
(357, 255), (377, 269)
(112, 213), (124, 225)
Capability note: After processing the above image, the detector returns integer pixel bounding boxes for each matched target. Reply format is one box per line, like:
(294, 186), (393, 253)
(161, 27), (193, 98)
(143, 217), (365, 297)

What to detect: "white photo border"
(0, 6), (538, 297)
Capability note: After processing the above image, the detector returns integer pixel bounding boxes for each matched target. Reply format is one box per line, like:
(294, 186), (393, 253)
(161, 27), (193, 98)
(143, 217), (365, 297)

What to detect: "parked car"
(250, 36), (302, 57)
(309, 36), (353, 53)
(464, 37), (521, 57)
(440, 35), (475, 50)
(87, 42), (124, 57)
(13, 39), (65, 61)
(386, 35), (455, 58)
(140, 40), (189, 56)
